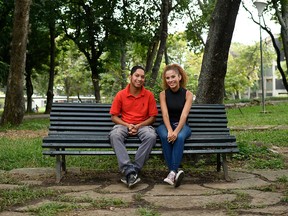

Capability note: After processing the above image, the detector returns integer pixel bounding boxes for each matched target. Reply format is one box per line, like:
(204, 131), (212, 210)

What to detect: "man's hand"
(128, 124), (139, 136)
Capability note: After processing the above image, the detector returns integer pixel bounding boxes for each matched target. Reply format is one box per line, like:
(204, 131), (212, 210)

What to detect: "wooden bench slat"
(43, 142), (238, 148)
(43, 148), (239, 156)
(43, 135), (236, 142)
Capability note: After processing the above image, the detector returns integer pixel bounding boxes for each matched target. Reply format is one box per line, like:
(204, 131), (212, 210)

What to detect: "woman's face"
(164, 69), (181, 91)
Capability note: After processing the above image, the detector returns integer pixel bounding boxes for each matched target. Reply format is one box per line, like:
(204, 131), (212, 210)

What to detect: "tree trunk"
(25, 68), (33, 113)
(195, 0), (241, 104)
(1, 0), (32, 126)
(120, 47), (127, 89)
(45, 21), (56, 114)
(280, 2), (288, 76)
(147, 0), (170, 88)
(145, 39), (159, 73)
(262, 25), (288, 92)
(91, 71), (101, 102)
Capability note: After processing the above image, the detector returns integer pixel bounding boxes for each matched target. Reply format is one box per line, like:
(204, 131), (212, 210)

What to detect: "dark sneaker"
(120, 176), (127, 185)
(174, 170), (184, 188)
(127, 173), (140, 188)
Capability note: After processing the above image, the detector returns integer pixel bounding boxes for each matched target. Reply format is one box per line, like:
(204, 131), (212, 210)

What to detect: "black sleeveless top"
(165, 87), (187, 122)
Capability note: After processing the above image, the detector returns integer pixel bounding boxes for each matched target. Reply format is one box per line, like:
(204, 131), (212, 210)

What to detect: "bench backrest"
(48, 103), (231, 136)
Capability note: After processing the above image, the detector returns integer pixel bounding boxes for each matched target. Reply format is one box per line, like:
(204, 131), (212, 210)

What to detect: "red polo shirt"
(110, 84), (158, 124)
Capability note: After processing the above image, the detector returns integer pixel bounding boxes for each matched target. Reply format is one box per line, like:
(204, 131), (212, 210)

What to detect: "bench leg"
(61, 154), (66, 172)
(55, 155), (62, 183)
(222, 154), (231, 181)
(217, 154), (221, 172)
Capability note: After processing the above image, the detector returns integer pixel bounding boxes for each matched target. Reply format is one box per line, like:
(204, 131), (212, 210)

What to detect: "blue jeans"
(156, 122), (191, 172)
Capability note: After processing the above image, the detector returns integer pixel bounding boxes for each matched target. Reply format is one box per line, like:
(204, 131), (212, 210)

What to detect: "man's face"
(130, 69), (145, 88)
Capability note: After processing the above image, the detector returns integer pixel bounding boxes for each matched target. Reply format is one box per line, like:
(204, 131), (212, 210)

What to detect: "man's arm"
(111, 115), (130, 127)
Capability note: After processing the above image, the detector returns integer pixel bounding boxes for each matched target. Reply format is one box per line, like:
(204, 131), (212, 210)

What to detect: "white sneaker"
(164, 171), (176, 185)
(174, 170), (184, 188)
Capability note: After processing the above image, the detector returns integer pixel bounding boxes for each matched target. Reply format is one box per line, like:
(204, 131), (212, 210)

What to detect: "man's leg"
(134, 126), (157, 172)
(109, 125), (135, 175)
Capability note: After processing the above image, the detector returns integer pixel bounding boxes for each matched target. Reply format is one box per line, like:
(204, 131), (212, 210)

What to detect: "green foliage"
(225, 42), (276, 99)
(185, 0), (216, 53)
(55, 38), (93, 98)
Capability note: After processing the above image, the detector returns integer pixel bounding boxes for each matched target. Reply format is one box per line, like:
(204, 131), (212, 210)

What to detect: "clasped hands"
(167, 131), (177, 144)
(128, 124), (140, 136)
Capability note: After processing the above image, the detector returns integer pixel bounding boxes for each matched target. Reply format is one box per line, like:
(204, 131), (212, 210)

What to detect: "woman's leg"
(170, 124), (191, 171)
(156, 124), (173, 171)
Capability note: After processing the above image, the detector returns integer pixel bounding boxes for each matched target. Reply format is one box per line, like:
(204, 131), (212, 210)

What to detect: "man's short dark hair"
(130, 65), (145, 75)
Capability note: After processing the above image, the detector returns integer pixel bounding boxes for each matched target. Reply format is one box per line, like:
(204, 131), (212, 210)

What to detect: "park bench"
(42, 102), (239, 182)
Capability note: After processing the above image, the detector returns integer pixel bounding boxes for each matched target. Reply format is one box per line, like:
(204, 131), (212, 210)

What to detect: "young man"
(109, 65), (158, 188)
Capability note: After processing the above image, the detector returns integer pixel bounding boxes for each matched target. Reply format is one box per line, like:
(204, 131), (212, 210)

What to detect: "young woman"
(156, 64), (193, 187)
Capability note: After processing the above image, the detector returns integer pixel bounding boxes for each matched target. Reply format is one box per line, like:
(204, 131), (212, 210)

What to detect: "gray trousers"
(109, 124), (157, 176)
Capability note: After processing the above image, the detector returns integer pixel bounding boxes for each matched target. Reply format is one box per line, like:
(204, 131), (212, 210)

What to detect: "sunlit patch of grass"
(227, 102), (288, 127)
(0, 186), (57, 211)
(90, 197), (128, 208)
(207, 191), (251, 210)
(29, 202), (83, 216)
(137, 207), (160, 216)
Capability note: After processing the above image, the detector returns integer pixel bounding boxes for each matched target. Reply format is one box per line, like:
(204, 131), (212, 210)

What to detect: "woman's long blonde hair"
(162, 64), (188, 89)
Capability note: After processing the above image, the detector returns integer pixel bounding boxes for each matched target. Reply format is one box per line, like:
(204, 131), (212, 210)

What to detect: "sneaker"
(164, 171), (176, 186)
(174, 170), (184, 188)
(127, 173), (141, 188)
(120, 176), (127, 185)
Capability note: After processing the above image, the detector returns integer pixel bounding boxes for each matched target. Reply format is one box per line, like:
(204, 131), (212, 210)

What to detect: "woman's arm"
(173, 90), (193, 136)
(159, 91), (173, 134)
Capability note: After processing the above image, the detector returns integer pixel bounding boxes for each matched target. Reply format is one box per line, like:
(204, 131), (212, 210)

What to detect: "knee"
(147, 131), (157, 141)
(176, 134), (186, 142)
(156, 125), (167, 137)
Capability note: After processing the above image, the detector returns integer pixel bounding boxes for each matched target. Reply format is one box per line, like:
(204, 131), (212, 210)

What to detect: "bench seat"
(42, 102), (238, 182)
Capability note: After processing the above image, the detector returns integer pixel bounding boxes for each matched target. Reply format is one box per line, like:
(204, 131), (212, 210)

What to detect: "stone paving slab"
(0, 212), (30, 216)
(57, 208), (140, 216)
(0, 184), (21, 190)
(160, 210), (228, 216)
(64, 190), (134, 203)
(204, 175), (270, 190)
(8, 168), (55, 177)
(103, 182), (149, 193)
(144, 194), (237, 209)
(15, 199), (91, 212)
(47, 184), (101, 192)
(235, 189), (283, 206)
(146, 184), (218, 196)
(250, 170), (288, 182)
(239, 205), (288, 215)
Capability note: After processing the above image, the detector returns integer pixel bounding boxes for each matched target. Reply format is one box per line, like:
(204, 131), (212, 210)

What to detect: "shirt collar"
(126, 84), (145, 97)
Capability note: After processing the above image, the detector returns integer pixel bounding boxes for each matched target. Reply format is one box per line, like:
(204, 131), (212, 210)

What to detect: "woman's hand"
(167, 131), (178, 143)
